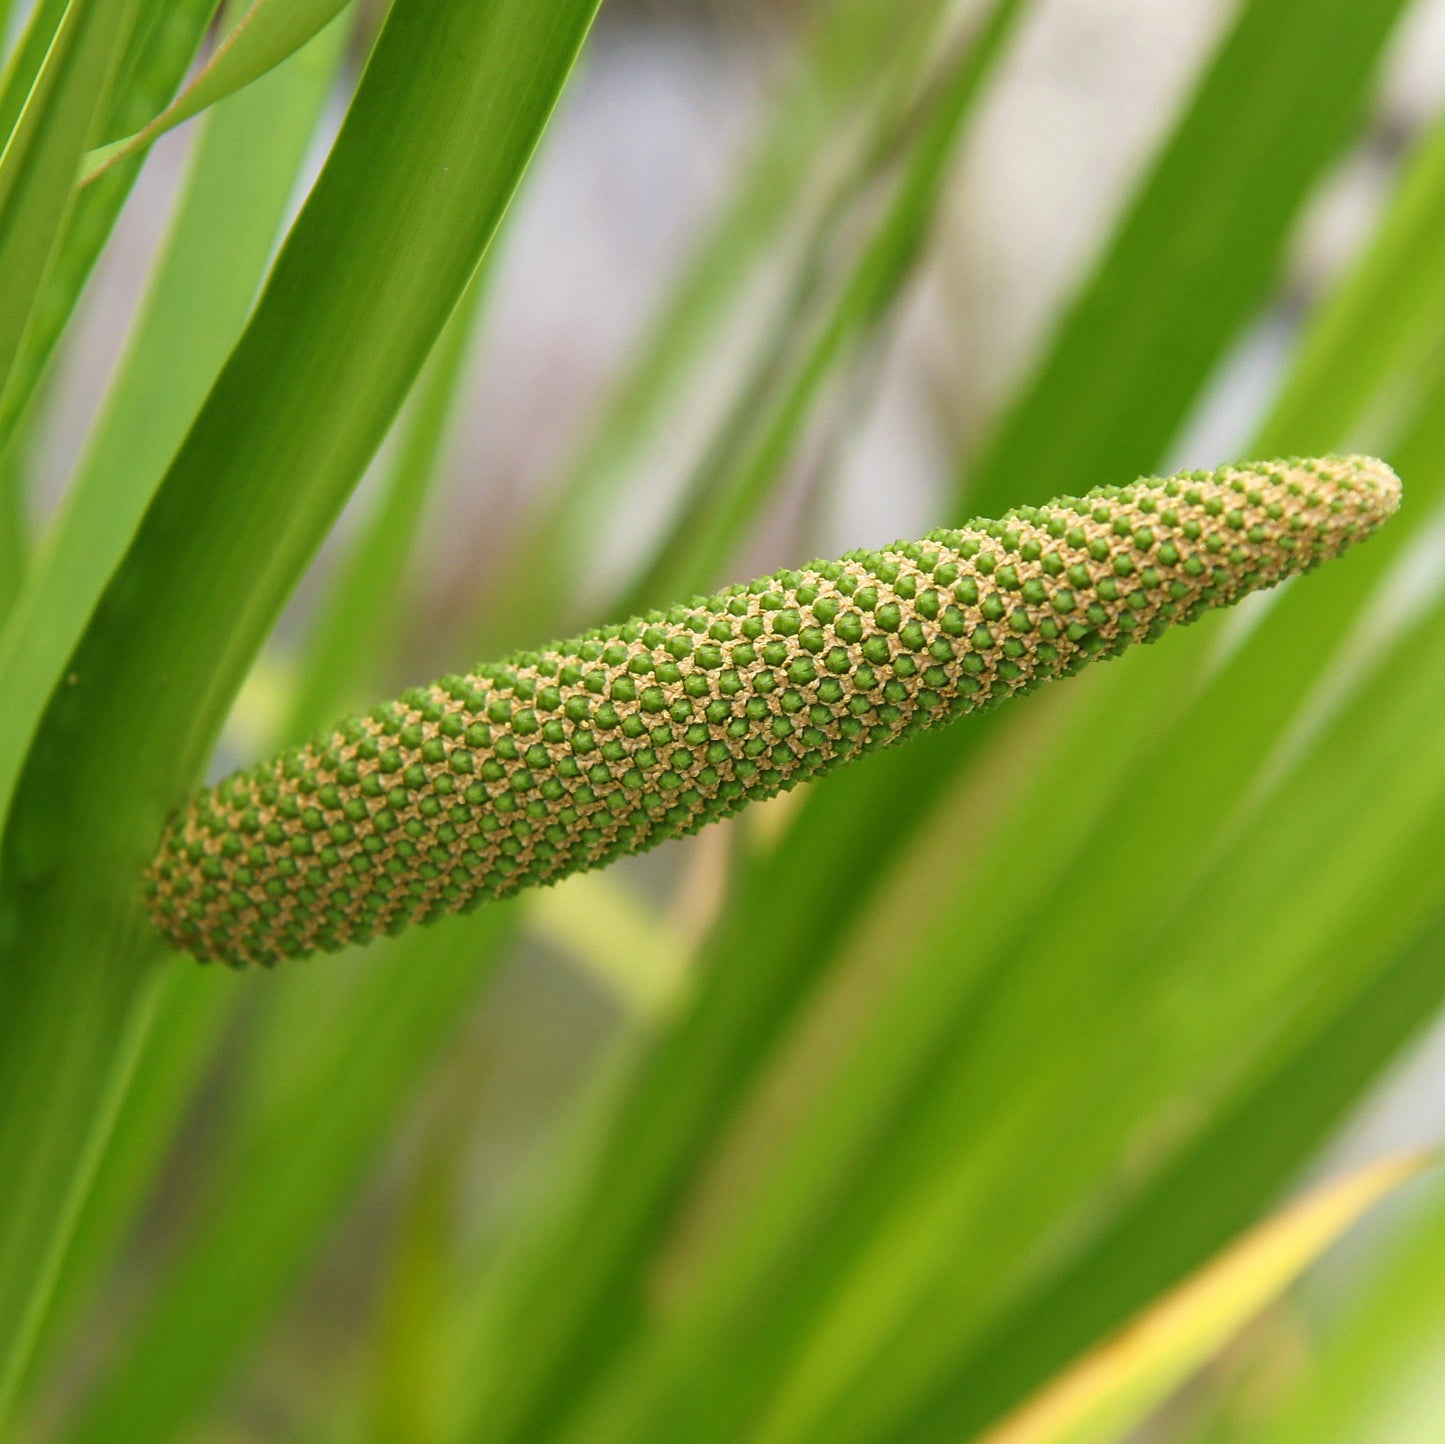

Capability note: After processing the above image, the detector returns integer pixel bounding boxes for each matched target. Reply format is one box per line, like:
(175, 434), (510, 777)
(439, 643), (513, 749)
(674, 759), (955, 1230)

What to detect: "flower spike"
(147, 455), (1400, 967)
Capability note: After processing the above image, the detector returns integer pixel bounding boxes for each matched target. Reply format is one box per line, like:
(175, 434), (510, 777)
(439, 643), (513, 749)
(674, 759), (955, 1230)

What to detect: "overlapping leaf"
(83, 0), (358, 179)
(0, 0), (600, 1426)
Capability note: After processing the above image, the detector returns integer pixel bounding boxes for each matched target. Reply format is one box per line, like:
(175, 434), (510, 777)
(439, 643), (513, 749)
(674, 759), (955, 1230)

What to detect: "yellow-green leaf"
(974, 1153), (1429, 1444)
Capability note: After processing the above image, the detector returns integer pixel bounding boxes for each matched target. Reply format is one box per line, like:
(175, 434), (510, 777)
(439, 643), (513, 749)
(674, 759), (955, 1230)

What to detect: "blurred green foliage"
(0, 0), (1443, 1440)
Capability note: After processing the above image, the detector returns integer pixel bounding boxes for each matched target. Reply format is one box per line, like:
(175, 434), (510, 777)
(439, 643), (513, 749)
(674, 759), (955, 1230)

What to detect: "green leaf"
(1255, 102), (1445, 458)
(973, 1155), (1427, 1444)
(61, 910), (513, 1444)
(1239, 1176), (1445, 1444)
(0, 0), (349, 834)
(0, 0), (141, 415)
(889, 894), (1445, 1444)
(31, 180), (497, 1439)
(40, 98), (519, 1432)
(282, 260), (493, 744)
(476, 0), (958, 653)
(0, 0), (599, 1418)
(82, 0), (359, 180)
(614, 0), (1032, 616)
(0, 16), (353, 1422)
(962, 0), (1412, 515)
(0, 0), (222, 447)
(0, 0), (69, 146)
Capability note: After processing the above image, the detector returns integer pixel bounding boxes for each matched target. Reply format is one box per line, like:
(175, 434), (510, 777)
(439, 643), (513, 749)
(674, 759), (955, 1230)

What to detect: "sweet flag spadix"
(147, 455), (1401, 967)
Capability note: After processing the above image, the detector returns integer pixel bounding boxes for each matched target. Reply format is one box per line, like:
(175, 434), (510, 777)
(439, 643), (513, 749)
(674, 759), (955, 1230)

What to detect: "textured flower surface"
(148, 455), (1400, 967)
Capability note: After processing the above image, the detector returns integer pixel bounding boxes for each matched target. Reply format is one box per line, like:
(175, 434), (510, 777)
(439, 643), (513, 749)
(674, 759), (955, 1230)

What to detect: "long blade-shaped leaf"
(0, 0), (222, 446)
(614, 0), (1031, 617)
(0, 0), (69, 146)
(0, 0), (140, 413)
(974, 1155), (1427, 1444)
(0, 0), (347, 837)
(889, 896), (1445, 1444)
(283, 261), (493, 743)
(61, 909), (513, 1444)
(961, 0), (1410, 514)
(2, 16), (353, 1423)
(83, 0), (357, 179)
(1241, 1177), (1445, 1444)
(0, 0), (599, 1417)
(40, 209), (498, 1444)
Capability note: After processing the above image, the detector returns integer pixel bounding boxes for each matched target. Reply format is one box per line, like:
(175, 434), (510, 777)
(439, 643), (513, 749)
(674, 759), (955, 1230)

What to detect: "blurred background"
(9, 0), (1445, 1440)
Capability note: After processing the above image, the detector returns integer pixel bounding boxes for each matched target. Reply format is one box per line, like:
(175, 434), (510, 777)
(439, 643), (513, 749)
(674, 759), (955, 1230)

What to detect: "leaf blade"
(974, 1155), (1428, 1444)
(961, 0), (1411, 515)
(82, 0), (357, 179)
(0, 0), (600, 1411)
(0, 0), (140, 413)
